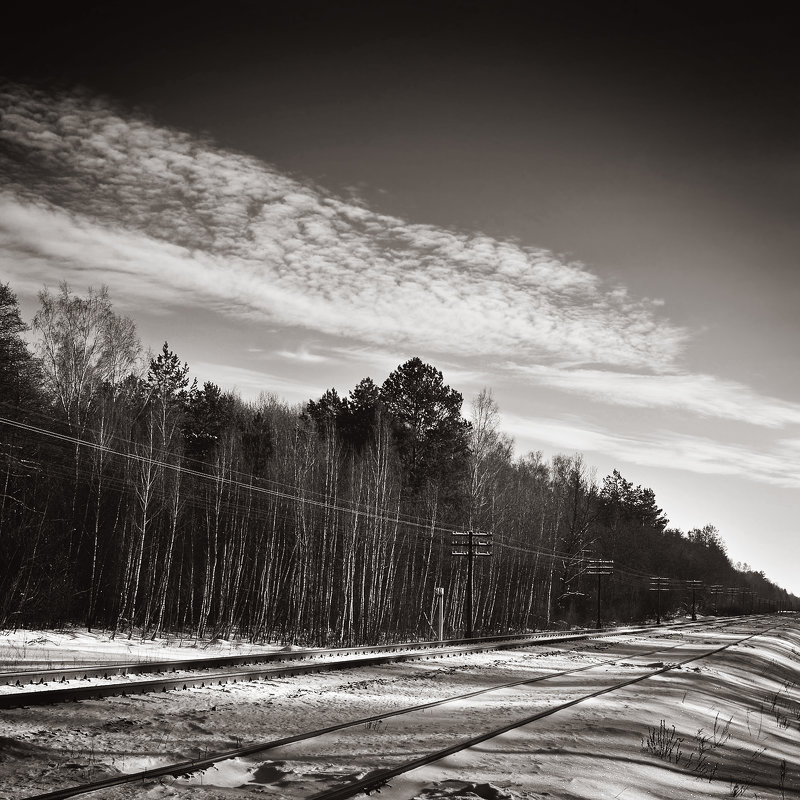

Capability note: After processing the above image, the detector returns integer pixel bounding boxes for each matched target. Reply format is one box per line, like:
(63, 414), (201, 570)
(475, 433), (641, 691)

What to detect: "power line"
(0, 400), (431, 526)
(4, 413), (785, 600)
(0, 414), (469, 539)
(0, 412), (612, 566)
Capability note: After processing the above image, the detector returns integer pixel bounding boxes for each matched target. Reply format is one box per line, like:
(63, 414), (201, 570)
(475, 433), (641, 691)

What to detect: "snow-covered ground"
(385, 621), (800, 800)
(0, 629), (288, 671)
(0, 618), (798, 799)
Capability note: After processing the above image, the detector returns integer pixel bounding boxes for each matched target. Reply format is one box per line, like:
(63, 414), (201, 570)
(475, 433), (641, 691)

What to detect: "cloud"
(190, 360), (322, 405)
(325, 345), (413, 376)
(0, 83), (686, 371)
(509, 364), (800, 428)
(275, 348), (329, 364)
(321, 345), (488, 388)
(503, 414), (800, 489)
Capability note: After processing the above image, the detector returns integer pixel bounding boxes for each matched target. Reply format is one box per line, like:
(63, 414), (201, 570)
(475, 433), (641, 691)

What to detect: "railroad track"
(5, 617), (746, 686)
(15, 616), (776, 800)
(0, 618), (736, 708)
(310, 621), (785, 800)
(0, 629), (595, 684)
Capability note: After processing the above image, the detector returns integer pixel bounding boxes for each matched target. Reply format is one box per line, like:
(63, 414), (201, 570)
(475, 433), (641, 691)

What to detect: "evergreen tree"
(185, 381), (235, 463)
(379, 357), (470, 498)
(305, 378), (382, 452)
(340, 377), (381, 451)
(597, 469), (667, 572)
(145, 341), (195, 409)
(0, 282), (42, 417)
(239, 407), (273, 474)
(305, 388), (345, 438)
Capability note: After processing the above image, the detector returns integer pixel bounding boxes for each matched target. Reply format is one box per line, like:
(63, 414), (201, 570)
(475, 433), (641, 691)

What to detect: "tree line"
(0, 282), (795, 642)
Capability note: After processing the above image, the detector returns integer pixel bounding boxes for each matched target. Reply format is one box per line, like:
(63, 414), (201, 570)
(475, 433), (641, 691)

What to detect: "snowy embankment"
(385, 620), (800, 800)
(0, 619), (798, 799)
(0, 628), (286, 671)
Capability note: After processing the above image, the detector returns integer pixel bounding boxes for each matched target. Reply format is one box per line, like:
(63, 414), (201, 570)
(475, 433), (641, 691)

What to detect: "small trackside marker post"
(686, 580), (702, 621)
(434, 588), (444, 642)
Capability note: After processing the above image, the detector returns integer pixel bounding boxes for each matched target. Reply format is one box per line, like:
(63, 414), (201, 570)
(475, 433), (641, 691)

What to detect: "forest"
(0, 281), (796, 645)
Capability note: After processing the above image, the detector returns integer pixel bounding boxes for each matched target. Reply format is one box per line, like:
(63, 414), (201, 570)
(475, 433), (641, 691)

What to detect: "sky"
(1, 2), (799, 592)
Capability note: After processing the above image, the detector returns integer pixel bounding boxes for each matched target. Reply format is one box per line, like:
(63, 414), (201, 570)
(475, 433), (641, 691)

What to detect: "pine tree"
(185, 381), (235, 463)
(0, 282), (42, 417)
(379, 357), (470, 499)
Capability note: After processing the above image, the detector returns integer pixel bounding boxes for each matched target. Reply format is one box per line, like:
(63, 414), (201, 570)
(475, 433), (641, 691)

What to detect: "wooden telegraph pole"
(587, 558), (613, 629)
(709, 584), (722, 615)
(649, 576), (670, 624)
(452, 530), (493, 639)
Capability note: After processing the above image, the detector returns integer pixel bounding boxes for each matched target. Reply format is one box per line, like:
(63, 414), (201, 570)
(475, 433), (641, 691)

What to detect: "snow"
(0, 628), (287, 671)
(0, 619), (798, 799)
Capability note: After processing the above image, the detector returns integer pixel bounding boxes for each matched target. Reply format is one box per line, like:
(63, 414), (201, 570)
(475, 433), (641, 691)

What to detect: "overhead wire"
(0, 413), (457, 539)
(0, 408), (765, 596)
(0, 400), (406, 516)
(0, 399), (473, 533)
(0, 413), (701, 581)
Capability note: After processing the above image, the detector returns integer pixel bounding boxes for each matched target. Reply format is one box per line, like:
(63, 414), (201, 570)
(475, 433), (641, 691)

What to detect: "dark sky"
(8, 3), (799, 186)
(8, 3), (799, 150)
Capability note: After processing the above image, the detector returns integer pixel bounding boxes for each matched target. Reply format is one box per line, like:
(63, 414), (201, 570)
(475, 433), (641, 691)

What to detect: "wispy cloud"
(503, 414), (800, 489)
(323, 344), (488, 388)
(190, 360), (322, 405)
(325, 345), (414, 378)
(0, 83), (686, 370)
(509, 364), (800, 428)
(275, 348), (329, 364)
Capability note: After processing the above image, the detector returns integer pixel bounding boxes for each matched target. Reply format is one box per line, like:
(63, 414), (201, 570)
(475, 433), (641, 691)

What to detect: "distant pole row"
(444, 532), (784, 640)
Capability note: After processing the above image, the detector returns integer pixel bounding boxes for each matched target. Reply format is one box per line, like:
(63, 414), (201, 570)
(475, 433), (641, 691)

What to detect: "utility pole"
(709, 584), (722, 615)
(739, 587), (748, 613)
(586, 559), (613, 629)
(649, 577), (670, 624)
(452, 530), (493, 639)
(686, 579), (701, 621)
